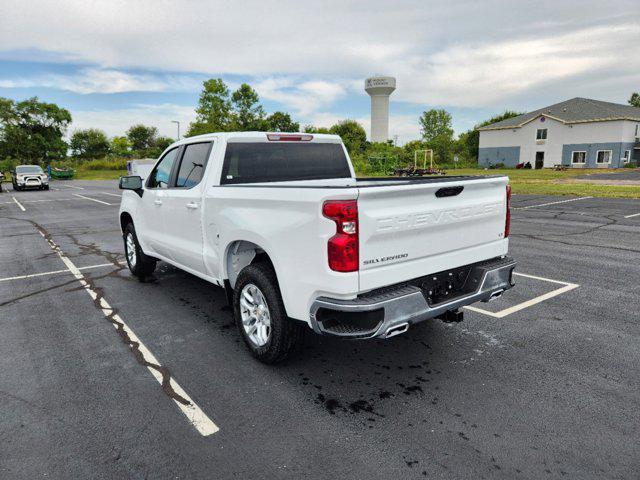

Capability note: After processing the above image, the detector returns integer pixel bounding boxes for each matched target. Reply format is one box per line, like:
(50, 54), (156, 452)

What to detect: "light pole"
(171, 120), (180, 140)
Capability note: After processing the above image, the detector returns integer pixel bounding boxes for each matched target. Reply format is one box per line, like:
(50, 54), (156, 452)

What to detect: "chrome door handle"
(186, 202), (199, 209)
(154, 200), (163, 206)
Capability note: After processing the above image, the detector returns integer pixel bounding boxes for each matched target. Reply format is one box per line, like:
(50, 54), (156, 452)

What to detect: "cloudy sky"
(1, 0), (639, 144)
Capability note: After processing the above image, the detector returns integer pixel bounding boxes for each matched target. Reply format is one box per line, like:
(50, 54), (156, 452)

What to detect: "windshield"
(16, 166), (44, 174)
(221, 142), (351, 184)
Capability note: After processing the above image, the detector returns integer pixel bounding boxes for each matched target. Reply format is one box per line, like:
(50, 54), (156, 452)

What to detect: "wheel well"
(120, 212), (133, 232)
(225, 240), (275, 289)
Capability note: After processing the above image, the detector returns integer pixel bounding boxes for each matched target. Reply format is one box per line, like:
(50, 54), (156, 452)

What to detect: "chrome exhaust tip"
(385, 322), (409, 338)
(487, 289), (505, 302)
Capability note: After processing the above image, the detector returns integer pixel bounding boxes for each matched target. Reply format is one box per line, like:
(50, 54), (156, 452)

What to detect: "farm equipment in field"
(50, 166), (75, 179)
(393, 149), (446, 176)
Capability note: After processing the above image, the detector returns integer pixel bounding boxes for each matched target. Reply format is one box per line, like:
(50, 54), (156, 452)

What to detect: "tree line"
(1, 86), (639, 172)
(0, 97), (176, 170)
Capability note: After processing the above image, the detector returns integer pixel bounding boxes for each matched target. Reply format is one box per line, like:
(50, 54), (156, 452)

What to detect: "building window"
(596, 150), (612, 164)
(536, 128), (547, 140)
(571, 151), (586, 164)
(623, 150), (631, 163)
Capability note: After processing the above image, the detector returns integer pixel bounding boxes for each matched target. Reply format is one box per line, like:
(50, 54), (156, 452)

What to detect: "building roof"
(478, 97), (640, 131)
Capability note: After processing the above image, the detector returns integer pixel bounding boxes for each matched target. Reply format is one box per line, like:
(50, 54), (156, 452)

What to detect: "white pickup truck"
(119, 132), (515, 363)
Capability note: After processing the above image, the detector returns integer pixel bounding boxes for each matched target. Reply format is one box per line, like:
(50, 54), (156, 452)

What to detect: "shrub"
(82, 158), (128, 170)
(0, 158), (19, 173)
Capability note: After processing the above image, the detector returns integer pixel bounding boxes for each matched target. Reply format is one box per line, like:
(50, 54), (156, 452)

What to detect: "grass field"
(442, 168), (640, 198)
(74, 168), (126, 180)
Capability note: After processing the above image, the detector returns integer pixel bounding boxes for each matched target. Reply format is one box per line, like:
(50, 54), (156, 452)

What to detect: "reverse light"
(505, 185), (511, 238)
(323, 199), (359, 272)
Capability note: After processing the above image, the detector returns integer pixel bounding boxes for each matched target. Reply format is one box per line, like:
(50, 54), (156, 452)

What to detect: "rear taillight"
(505, 185), (511, 238)
(323, 199), (359, 272)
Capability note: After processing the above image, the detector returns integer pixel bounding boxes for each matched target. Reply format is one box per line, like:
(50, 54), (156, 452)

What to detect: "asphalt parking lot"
(1, 180), (639, 479)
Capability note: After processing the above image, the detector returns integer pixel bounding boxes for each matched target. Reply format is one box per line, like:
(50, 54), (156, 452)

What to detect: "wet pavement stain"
(1, 216), (192, 407)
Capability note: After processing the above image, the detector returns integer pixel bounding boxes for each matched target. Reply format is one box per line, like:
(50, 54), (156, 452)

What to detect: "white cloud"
(395, 24), (640, 107)
(70, 103), (195, 139)
(1, 0), (639, 140)
(0, 68), (199, 94)
(254, 77), (346, 116)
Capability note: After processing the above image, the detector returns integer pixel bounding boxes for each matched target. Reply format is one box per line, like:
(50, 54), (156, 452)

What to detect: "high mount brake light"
(266, 134), (313, 142)
(505, 185), (511, 238)
(322, 200), (358, 272)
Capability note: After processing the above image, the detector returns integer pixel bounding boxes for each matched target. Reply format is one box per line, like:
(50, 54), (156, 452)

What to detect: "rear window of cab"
(221, 143), (351, 184)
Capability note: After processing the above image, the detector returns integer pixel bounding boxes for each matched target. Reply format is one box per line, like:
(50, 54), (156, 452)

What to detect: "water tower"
(365, 76), (396, 142)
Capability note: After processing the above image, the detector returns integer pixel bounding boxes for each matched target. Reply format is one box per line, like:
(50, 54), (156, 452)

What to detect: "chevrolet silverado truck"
(118, 132), (515, 363)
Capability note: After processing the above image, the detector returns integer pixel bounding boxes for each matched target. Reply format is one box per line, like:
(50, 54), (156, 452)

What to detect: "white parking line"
(464, 272), (579, 318)
(12, 196), (26, 211)
(37, 229), (219, 436)
(2, 198), (84, 204)
(0, 262), (124, 283)
(58, 184), (85, 190)
(513, 196), (593, 210)
(97, 192), (122, 198)
(624, 212), (640, 219)
(73, 193), (112, 205)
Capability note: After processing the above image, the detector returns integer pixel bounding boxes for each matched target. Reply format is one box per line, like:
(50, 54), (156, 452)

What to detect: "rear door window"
(175, 142), (212, 188)
(221, 142), (351, 184)
(148, 148), (179, 189)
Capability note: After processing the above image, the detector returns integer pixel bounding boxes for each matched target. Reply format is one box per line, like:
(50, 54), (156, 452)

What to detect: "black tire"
(123, 222), (157, 281)
(44, 185), (50, 191)
(233, 262), (303, 364)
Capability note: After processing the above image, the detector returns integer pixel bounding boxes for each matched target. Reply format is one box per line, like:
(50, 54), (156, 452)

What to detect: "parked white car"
(119, 132), (515, 363)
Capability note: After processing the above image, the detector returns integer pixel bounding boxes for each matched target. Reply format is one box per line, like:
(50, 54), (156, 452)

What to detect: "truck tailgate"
(357, 176), (509, 292)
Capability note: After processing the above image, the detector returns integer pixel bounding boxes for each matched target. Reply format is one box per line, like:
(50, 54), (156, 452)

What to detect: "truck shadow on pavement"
(147, 262), (492, 427)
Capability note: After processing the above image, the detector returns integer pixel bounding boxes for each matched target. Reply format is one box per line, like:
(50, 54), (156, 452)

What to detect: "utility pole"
(171, 120), (180, 140)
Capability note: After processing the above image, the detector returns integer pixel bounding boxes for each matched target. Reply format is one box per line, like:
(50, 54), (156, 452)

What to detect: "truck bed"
(220, 175), (507, 189)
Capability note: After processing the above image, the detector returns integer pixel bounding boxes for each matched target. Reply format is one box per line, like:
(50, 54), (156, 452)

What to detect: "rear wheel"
(233, 262), (303, 364)
(123, 223), (157, 281)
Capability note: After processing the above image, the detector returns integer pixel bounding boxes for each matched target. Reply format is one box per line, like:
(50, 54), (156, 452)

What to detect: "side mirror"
(119, 175), (143, 197)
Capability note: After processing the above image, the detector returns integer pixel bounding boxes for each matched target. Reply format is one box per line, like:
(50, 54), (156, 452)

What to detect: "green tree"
(187, 78), (232, 136)
(0, 96), (71, 164)
(126, 124), (158, 156)
(419, 109), (454, 143)
(329, 120), (367, 155)
(155, 136), (174, 152)
(360, 141), (403, 174)
(110, 136), (132, 157)
(230, 83), (266, 130)
(303, 124), (330, 134)
(69, 128), (110, 160)
(629, 92), (640, 108)
(417, 109), (455, 163)
(145, 136), (175, 158)
(266, 111), (299, 132)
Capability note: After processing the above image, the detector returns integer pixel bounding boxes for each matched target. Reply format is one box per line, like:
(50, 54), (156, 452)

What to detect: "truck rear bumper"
(309, 256), (516, 339)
